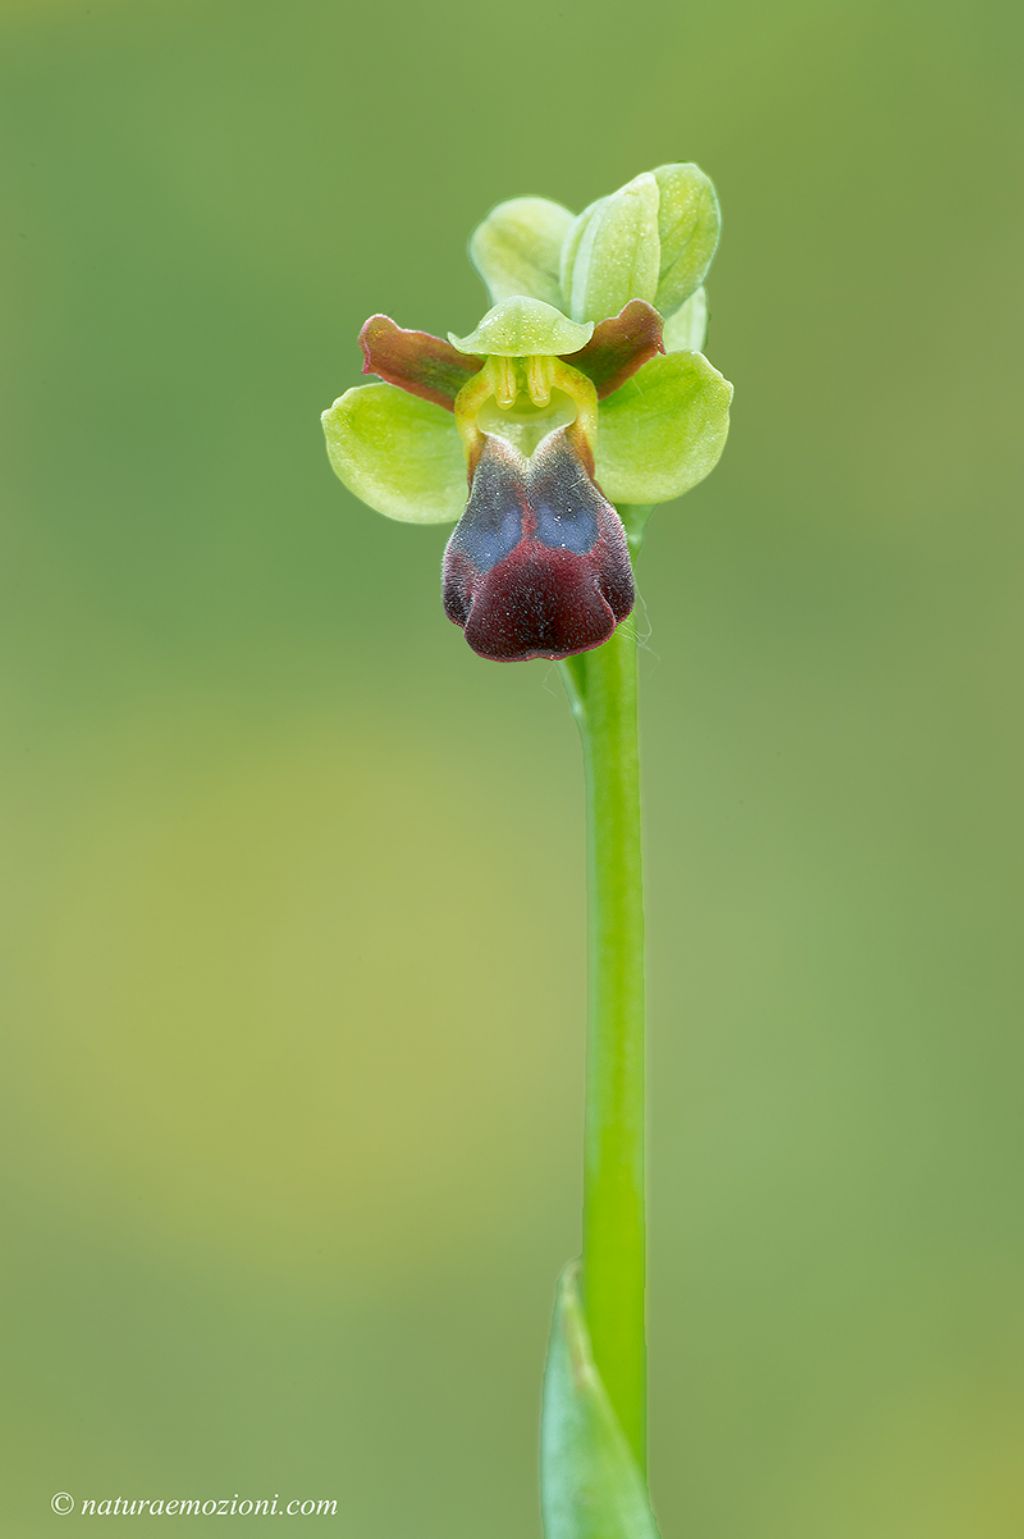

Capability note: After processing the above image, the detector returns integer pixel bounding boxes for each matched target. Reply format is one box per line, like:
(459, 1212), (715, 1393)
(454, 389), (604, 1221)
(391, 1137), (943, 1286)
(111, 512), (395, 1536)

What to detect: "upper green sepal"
(321, 383), (465, 524)
(541, 1264), (660, 1539)
(595, 350), (733, 505)
(470, 196), (574, 310)
(561, 164), (721, 324)
(449, 297), (593, 359)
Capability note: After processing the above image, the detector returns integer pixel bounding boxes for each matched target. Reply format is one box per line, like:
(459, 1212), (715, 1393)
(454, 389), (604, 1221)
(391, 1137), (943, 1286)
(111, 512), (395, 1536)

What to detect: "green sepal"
(469, 196), (574, 310)
(661, 286), (708, 354)
(541, 1264), (660, 1539)
(651, 164), (720, 316)
(595, 351), (732, 506)
(449, 297), (593, 359)
(561, 173), (661, 324)
(321, 383), (466, 524)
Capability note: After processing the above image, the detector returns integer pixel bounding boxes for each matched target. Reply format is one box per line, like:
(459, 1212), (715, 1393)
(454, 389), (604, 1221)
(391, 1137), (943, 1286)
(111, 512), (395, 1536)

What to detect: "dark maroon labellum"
(442, 428), (635, 662)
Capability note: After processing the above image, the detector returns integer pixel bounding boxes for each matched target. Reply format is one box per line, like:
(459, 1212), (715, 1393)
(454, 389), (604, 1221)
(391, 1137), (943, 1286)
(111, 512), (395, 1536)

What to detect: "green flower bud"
(469, 196), (574, 310)
(559, 164), (720, 326)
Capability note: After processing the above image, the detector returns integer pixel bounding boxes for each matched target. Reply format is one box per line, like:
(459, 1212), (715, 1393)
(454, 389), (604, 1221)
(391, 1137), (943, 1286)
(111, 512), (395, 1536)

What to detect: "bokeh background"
(3, 0), (1021, 1533)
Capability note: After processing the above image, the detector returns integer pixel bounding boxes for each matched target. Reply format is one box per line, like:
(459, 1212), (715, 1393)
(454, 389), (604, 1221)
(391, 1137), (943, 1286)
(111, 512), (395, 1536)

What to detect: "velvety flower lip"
(443, 428), (634, 662)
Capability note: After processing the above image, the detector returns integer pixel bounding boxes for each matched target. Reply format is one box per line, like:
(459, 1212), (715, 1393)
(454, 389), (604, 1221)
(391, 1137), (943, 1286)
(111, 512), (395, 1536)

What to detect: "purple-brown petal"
(442, 429), (634, 663)
(359, 314), (483, 412)
(567, 299), (665, 398)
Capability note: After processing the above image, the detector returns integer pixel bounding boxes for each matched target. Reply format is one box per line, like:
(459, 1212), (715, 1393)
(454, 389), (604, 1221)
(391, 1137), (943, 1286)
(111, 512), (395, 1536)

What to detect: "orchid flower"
(322, 164), (733, 663)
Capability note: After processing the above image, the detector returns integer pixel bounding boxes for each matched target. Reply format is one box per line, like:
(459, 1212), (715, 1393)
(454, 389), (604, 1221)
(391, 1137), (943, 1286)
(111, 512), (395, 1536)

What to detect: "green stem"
(561, 602), (647, 1472)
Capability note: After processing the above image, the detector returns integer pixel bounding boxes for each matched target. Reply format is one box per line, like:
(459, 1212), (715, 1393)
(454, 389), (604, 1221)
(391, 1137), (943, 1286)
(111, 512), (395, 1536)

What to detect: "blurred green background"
(2, 0), (1021, 1533)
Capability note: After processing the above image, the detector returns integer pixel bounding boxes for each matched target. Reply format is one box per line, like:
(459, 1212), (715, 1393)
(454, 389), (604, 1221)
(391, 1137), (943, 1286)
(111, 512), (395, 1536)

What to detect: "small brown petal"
(359, 314), (482, 411)
(567, 299), (664, 398)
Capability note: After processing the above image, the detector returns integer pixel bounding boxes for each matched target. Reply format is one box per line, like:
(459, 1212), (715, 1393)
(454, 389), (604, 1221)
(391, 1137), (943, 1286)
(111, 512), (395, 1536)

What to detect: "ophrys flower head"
(321, 166), (733, 662)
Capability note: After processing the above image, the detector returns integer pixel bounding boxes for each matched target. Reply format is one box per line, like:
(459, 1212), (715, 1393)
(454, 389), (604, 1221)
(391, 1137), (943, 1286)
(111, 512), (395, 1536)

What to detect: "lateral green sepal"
(321, 383), (466, 524)
(595, 351), (733, 506)
(541, 1264), (660, 1539)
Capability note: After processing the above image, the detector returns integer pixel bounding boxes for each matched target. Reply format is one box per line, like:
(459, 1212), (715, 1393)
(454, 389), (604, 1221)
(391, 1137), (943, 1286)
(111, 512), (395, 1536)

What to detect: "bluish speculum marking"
(529, 432), (601, 554)
(445, 436), (525, 573)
